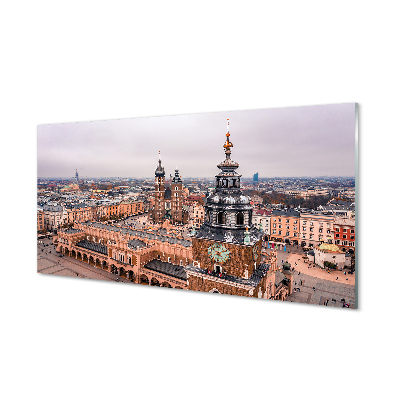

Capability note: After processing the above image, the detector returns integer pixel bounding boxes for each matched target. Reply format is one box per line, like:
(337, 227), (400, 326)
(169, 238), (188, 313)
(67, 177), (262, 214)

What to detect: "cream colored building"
(43, 204), (67, 231)
(252, 210), (271, 235)
(314, 242), (346, 270)
(189, 203), (204, 228)
(299, 213), (335, 248)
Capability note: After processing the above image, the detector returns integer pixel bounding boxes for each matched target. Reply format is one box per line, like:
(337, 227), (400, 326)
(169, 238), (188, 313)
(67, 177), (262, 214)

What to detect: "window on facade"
(286, 232), (290, 236)
(272, 230), (276, 234)
(343, 235), (347, 239)
(286, 219), (289, 223)
(351, 229), (354, 234)
(168, 257), (171, 262)
(236, 212), (244, 225)
(350, 235), (354, 240)
(278, 230), (282, 235)
(217, 211), (226, 224)
(343, 229), (347, 233)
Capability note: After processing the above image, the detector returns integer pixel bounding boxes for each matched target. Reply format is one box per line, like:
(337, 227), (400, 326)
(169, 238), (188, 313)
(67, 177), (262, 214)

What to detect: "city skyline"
(37, 103), (356, 179)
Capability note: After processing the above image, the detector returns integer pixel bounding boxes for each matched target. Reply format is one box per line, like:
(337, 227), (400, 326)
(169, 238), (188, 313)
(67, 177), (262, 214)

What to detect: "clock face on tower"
(208, 243), (230, 263)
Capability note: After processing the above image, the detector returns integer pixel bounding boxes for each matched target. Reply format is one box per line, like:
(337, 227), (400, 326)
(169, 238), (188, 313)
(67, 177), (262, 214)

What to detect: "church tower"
(171, 167), (184, 223)
(187, 120), (269, 297)
(75, 169), (79, 183)
(153, 152), (166, 223)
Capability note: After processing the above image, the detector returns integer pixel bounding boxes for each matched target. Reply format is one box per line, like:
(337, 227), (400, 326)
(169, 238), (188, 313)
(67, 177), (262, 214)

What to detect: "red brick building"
(333, 218), (355, 253)
(149, 155), (188, 225)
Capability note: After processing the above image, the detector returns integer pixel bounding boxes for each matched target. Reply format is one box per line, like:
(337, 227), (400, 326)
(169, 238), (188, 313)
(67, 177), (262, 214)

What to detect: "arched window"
(236, 212), (244, 225)
(217, 211), (226, 225)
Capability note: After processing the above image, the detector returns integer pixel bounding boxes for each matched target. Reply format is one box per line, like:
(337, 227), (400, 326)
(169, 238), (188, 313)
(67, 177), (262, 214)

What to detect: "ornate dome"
(195, 119), (261, 246)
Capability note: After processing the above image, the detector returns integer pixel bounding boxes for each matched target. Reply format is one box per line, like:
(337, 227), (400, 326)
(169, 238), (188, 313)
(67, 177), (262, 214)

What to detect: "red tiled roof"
(254, 209), (272, 216)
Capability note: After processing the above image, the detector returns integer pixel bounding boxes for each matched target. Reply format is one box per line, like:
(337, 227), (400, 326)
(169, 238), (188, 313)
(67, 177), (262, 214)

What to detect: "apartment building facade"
(333, 217), (355, 253)
(299, 213), (335, 248)
(270, 210), (300, 244)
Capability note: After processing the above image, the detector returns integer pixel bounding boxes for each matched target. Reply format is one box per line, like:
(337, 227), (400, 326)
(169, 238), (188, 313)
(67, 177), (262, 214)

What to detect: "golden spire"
(223, 119), (233, 158)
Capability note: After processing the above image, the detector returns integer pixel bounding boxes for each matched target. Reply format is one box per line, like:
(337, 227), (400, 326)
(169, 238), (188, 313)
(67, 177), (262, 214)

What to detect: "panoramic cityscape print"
(37, 104), (357, 308)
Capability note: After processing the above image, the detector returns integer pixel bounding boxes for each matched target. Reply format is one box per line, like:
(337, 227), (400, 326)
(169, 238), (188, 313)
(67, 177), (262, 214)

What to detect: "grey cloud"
(37, 103), (355, 178)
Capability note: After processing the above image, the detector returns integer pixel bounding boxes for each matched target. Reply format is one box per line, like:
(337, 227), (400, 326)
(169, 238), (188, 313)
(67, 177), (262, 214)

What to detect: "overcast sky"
(37, 103), (356, 179)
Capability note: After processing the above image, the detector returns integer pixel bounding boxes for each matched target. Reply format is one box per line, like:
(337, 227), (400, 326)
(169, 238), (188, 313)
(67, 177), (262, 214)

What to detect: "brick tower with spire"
(150, 152), (187, 225)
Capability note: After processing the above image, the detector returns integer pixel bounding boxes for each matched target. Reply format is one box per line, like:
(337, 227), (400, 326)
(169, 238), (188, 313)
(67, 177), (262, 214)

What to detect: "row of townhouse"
(284, 188), (330, 198)
(252, 209), (356, 253)
(39, 201), (144, 232)
(97, 200), (144, 219)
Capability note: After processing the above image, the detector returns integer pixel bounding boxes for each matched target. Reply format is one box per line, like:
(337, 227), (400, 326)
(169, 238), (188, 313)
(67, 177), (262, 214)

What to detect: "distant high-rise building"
(75, 169), (79, 183)
(253, 172), (259, 182)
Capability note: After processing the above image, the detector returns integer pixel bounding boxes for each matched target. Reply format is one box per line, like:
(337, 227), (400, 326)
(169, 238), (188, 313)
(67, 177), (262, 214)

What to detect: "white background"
(1, 1), (399, 399)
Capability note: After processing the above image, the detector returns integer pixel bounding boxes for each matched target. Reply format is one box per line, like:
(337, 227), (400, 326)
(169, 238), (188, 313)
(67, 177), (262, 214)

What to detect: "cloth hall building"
(55, 121), (293, 301)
